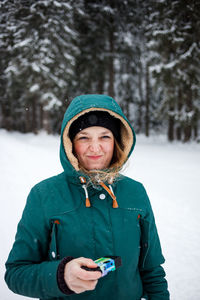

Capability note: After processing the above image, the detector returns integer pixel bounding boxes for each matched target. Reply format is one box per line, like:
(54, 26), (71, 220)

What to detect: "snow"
(53, 0), (62, 8)
(102, 6), (114, 14)
(179, 42), (197, 60)
(63, 25), (77, 37)
(149, 43), (198, 75)
(29, 84), (40, 93)
(149, 60), (178, 74)
(13, 38), (32, 49)
(64, 52), (75, 64)
(152, 26), (175, 37)
(31, 62), (40, 73)
(41, 93), (62, 110)
(5, 64), (19, 75)
(0, 130), (200, 299)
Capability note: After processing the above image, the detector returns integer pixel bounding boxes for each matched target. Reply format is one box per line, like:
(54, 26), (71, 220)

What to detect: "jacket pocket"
(139, 218), (150, 269)
(48, 220), (60, 260)
(139, 217), (165, 270)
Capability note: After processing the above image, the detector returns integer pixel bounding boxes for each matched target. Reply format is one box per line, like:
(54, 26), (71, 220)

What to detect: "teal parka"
(5, 95), (169, 300)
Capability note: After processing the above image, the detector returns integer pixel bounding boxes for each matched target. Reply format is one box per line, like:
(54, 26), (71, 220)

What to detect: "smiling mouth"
(87, 155), (102, 160)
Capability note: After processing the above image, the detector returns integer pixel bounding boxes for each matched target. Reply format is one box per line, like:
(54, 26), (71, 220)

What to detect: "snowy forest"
(0, 0), (199, 142)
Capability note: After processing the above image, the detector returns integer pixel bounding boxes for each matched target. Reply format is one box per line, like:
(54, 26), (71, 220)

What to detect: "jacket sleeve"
(139, 185), (170, 300)
(4, 186), (67, 299)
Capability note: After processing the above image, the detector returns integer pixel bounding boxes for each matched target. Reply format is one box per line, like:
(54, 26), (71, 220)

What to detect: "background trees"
(0, 0), (199, 141)
(146, 0), (200, 142)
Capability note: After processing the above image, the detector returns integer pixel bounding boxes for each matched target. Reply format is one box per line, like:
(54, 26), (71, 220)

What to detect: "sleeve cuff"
(57, 256), (75, 295)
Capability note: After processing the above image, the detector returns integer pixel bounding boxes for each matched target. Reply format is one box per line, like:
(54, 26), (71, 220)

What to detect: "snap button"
(51, 251), (56, 258)
(99, 193), (106, 200)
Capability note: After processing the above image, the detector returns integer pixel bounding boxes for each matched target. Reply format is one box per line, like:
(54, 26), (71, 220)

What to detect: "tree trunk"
(145, 62), (150, 137)
(176, 88), (182, 140)
(168, 102), (175, 141)
(137, 60), (144, 133)
(31, 98), (38, 134)
(39, 104), (43, 131)
(97, 71), (104, 94)
(108, 28), (114, 98)
(25, 106), (31, 133)
(183, 89), (193, 142)
(43, 109), (51, 134)
(193, 108), (198, 139)
(0, 101), (11, 131)
(184, 125), (192, 142)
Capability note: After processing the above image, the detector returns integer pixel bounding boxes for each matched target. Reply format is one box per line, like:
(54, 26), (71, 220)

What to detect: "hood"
(60, 94), (136, 178)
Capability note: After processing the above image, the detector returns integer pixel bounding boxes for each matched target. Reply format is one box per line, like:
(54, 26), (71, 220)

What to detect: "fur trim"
(63, 108), (134, 173)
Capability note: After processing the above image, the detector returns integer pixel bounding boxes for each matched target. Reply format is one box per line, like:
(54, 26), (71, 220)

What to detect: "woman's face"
(73, 126), (114, 170)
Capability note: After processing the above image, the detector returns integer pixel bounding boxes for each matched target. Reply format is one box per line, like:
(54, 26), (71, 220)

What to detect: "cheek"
(104, 141), (114, 157)
(73, 142), (85, 158)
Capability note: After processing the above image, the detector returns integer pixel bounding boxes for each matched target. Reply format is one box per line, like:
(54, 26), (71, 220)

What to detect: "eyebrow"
(101, 130), (112, 135)
(78, 130), (111, 135)
(78, 131), (89, 135)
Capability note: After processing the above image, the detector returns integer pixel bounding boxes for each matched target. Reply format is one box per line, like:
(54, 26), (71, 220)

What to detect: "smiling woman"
(5, 94), (169, 300)
(73, 127), (114, 171)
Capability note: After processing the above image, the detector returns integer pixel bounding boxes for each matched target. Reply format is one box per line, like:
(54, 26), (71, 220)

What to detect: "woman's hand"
(64, 257), (102, 294)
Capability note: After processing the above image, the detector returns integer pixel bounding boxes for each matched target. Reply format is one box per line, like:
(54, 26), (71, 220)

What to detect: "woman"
(5, 94), (169, 299)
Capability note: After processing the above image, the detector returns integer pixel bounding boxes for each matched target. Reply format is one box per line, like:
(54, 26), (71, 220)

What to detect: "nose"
(89, 140), (101, 152)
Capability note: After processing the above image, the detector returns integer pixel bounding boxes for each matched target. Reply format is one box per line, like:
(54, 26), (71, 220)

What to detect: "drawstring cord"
(79, 176), (118, 208)
(82, 184), (91, 207)
(99, 181), (118, 208)
(79, 176), (91, 207)
(108, 184), (118, 208)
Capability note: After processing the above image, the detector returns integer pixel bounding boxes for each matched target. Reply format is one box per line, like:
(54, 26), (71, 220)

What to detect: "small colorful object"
(81, 256), (122, 277)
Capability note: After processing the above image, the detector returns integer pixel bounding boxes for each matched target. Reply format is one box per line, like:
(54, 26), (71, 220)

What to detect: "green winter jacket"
(5, 94), (169, 300)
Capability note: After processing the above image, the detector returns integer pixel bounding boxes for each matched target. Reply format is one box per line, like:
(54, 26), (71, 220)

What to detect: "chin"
(88, 164), (108, 171)
(88, 166), (102, 171)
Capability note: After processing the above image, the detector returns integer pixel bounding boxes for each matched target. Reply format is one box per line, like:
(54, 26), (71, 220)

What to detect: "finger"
(74, 257), (101, 280)
(73, 278), (99, 293)
(81, 278), (98, 290)
(76, 257), (98, 268)
(77, 268), (102, 281)
(85, 279), (98, 291)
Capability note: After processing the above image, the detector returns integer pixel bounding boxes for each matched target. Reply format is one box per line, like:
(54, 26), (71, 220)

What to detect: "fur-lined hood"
(60, 94), (136, 179)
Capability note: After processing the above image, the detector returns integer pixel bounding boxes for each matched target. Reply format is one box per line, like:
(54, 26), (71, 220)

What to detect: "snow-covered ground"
(0, 129), (200, 299)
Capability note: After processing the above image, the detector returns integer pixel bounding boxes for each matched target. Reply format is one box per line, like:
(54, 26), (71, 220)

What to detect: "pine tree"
(0, 0), (78, 133)
(147, 0), (200, 141)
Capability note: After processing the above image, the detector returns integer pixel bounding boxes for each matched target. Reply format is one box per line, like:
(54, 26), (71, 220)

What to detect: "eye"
(78, 136), (88, 140)
(101, 135), (111, 139)
(75, 135), (88, 141)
